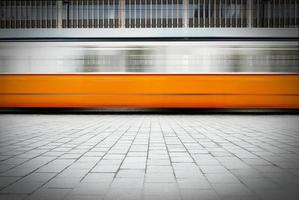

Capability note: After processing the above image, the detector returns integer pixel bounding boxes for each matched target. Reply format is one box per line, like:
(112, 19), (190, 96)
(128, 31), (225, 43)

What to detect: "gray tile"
(0, 114), (299, 200)
(82, 173), (115, 183)
(45, 177), (81, 189)
(0, 181), (42, 194)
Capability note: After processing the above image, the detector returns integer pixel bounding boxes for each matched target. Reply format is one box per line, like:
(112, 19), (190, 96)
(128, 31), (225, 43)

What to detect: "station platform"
(0, 114), (299, 200)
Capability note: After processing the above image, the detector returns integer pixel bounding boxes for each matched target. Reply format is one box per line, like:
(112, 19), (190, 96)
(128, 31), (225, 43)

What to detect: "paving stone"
(26, 188), (71, 200)
(0, 194), (27, 200)
(82, 173), (115, 183)
(0, 114), (298, 200)
(0, 180), (43, 194)
(45, 177), (81, 189)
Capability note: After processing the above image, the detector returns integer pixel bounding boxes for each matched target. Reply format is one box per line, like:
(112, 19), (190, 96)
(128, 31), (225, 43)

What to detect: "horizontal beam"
(0, 28), (298, 41)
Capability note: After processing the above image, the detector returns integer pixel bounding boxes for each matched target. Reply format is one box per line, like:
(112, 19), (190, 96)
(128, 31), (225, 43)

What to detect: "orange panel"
(0, 74), (299, 108)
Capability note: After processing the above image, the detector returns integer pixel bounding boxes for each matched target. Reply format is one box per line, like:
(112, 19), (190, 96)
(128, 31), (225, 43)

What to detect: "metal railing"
(0, 0), (298, 29)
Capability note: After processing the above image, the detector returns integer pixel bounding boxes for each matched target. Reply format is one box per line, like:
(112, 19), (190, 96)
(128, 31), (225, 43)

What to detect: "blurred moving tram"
(0, 0), (298, 109)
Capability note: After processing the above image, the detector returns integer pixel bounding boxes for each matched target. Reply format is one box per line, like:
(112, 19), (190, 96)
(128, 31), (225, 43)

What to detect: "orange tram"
(0, 41), (298, 108)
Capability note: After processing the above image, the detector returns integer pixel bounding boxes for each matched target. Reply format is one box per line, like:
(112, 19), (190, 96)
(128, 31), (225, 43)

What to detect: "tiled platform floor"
(0, 114), (299, 200)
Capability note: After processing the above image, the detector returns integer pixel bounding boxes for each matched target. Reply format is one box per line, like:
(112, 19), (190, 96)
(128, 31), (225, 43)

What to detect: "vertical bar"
(120, 0), (122, 28)
(108, 0), (110, 28)
(203, 0), (205, 27)
(40, 0), (42, 28)
(47, 0), (50, 28)
(78, 0), (80, 28)
(76, 0), (80, 28)
(235, 0), (237, 27)
(208, 0), (212, 27)
(48, 0), (53, 28)
(214, 0), (216, 27)
(102, 0), (104, 27)
(23, 1), (28, 29)
(12, 0), (16, 28)
(274, 0), (277, 27)
(53, 0), (56, 28)
(150, 0), (153, 28)
(8, 0), (11, 28)
(287, 0), (290, 27)
(52, 0), (54, 28)
(267, 1), (272, 28)
(9, 0), (12, 28)
(97, 0), (99, 28)
(172, 0), (174, 27)
(3, 0), (6, 28)
(224, 0), (226, 27)
(219, 0), (221, 27)
(94, 0), (96, 28)
(144, 0), (146, 27)
(91, 0), (93, 28)
(46, 0), (48, 28)
(195, 0), (198, 27)
(177, 0), (179, 27)
(75, 0), (77, 28)
(87, 0), (89, 27)
(10, 1), (16, 28)
(107, 0), (109, 28)
(57, 0), (62, 28)
(240, 0), (242, 27)
(182, 0), (187, 27)
(197, 0), (200, 27)
(284, 0), (286, 27)
(49, 0), (52, 28)
(28, 0), (33, 28)
(36, 0), (39, 28)
(257, 0), (260, 27)
(55, 0), (57, 28)
(278, 0), (281, 27)
(69, 0), (76, 28)
(113, 0), (117, 28)
(295, 0), (297, 27)
(10, 0), (13, 28)
(135, 0), (136, 27)
(156, 0), (158, 28)
(161, 0), (163, 28)
(93, 0), (95, 28)
(55, 0), (58, 28)
(95, 0), (98, 28)
(20, 0), (23, 28)
(44, 1), (49, 28)
(23, 0), (25, 28)
(229, 0), (234, 27)
(27, 0), (33, 28)
(119, 0), (124, 27)
(236, 0), (239, 27)
(15, 0), (18, 28)
(129, 0), (130, 27)
(166, 0), (168, 27)
(1, 1), (4, 28)
(21, 0), (23, 28)
(87, 0), (89, 28)
(231, 0), (234, 27)
(36, 0), (43, 28)
(114, 0), (116, 28)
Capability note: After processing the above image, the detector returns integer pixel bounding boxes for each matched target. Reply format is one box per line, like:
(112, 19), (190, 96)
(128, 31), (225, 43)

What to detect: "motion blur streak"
(0, 41), (298, 108)
(0, 42), (298, 73)
(0, 74), (298, 108)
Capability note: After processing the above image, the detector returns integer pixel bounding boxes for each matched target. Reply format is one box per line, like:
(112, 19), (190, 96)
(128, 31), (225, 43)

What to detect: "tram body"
(0, 41), (299, 108)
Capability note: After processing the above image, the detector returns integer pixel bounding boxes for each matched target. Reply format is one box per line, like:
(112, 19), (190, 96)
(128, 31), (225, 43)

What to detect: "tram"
(0, 0), (298, 108)
(0, 38), (298, 108)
